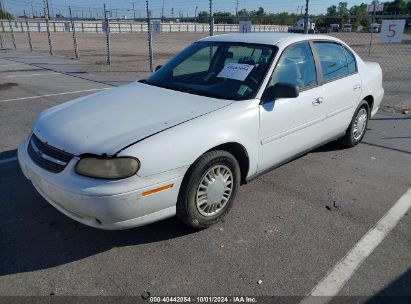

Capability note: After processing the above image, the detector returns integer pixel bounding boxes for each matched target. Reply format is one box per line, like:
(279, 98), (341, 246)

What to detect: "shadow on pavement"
(366, 267), (411, 303)
(0, 149), (17, 160)
(0, 149), (195, 277)
(371, 116), (411, 121)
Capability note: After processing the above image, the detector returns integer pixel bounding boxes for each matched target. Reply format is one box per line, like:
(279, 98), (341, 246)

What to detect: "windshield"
(145, 41), (277, 100)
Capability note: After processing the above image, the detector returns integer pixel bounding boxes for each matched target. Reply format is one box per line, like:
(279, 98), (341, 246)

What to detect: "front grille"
(27, 134), (74, 173)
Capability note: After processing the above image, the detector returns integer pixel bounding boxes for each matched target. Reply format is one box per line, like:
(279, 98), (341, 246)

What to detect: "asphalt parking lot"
(0, 50), (410, 301)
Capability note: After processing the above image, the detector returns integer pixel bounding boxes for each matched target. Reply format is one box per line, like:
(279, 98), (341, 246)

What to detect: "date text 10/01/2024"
(149, 297), (258, 303)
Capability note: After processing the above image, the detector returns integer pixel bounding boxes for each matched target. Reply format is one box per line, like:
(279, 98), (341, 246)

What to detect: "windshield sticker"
(237, 85), (249, 96)
(217, 63), (254, 81)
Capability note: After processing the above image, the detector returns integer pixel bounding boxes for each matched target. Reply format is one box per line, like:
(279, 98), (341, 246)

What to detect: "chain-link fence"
(1, 14), (410, 112)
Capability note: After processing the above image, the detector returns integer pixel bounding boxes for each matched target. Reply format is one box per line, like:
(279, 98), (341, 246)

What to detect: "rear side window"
(314, 42), (349, 82)
(271, 42), (317, 90)
(344, 47), (357, 74)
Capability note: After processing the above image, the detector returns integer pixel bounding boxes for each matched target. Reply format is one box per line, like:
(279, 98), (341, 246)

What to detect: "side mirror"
(263, 83), (299, 102)
(155, 65), (162, 72)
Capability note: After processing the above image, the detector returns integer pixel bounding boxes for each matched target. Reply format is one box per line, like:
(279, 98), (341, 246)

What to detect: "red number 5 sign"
(380, 20), (406, 43)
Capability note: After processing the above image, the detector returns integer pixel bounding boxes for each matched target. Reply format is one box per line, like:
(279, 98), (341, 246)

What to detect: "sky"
(3, 0), (370, 18)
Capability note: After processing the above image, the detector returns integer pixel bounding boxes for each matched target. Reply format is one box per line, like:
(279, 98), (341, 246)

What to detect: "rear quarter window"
(344, 47), (357, 74)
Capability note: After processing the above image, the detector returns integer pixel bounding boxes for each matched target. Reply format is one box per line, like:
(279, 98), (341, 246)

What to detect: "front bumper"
(18, 137), (185, 230)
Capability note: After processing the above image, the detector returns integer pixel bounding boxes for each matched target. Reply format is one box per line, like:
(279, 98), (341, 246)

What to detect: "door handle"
(353, 84), (362, 91)
(312, 97), (324, 106)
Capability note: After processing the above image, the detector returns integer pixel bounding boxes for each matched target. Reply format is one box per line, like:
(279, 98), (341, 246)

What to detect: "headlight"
(75, 157), (139, 179)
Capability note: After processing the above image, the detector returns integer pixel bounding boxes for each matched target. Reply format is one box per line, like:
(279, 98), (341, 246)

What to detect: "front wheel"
(176, 150), (241, 229)
(339, 100), (370, 147)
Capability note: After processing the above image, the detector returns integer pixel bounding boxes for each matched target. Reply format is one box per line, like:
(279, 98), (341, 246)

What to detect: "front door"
(258, 42), (328, 173)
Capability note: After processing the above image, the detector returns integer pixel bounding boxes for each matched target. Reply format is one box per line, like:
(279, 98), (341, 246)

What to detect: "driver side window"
(270, 42), (317, 90)
(173, 46), (217, 77)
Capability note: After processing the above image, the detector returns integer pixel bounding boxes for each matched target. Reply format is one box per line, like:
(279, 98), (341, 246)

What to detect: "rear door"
(312, 41), (362, 138)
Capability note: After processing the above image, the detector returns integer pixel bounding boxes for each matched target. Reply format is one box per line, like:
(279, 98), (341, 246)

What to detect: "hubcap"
(353, 108), (368, 141)
(196, 165), (233, 217)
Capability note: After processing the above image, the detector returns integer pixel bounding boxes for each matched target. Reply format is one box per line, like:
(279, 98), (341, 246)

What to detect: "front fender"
(119, 99), (260, 179)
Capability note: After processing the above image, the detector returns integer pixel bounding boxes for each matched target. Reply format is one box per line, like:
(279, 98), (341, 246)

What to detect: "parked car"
(288, 18), (316, 33)
(329, 24), (340, 32)
(18, 33), (384, 230)
(343, 24), (352, 32)
(370, 23), (381, 33)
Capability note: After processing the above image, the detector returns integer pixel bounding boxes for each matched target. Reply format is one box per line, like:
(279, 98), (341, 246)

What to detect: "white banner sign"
(239, 21), (252, 33)
(367, 3), (384, 12)
(217, 63), (254, 81)
(380, 20), (406, 43)
(152, 20), (161, 34)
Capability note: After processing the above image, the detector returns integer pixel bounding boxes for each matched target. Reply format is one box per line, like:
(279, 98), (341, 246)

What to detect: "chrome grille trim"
(27, 134), (74, 173)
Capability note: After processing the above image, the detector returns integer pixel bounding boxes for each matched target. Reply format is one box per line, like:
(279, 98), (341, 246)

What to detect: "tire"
(339, 100), (370, 147)
(176, 150), (241, 229)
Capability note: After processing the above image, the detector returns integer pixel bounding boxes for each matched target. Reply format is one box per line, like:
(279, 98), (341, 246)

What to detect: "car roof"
(200, 33), (342, 48)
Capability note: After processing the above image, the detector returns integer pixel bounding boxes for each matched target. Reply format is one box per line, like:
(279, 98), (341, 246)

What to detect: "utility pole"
(235, 0), (239, 16)
(369, 0), (378, 55)
(126, 2), (136, 19)
(372, 0), (378, 24)
(161, 0), (164, 18)
(195, 6), (198, 18)
(31, 2), (35, 18)
(303, 0), (309, 34)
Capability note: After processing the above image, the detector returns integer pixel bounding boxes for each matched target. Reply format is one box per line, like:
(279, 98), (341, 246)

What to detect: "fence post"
(69, 6), (79, 59)
(8, 20), (17, 50)
(43, 2), (54, 55)
(209, 0), (214, 36)
(146, 0), (154, 72)
(103, 4), (111, 65)
(25, 14), (33, 52)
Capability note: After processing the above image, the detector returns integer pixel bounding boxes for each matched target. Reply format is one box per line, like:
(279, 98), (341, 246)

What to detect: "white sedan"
(18, 33), (384, 230)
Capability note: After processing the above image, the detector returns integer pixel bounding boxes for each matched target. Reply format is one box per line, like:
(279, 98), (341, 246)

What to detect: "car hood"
(34, 82), (233, 156)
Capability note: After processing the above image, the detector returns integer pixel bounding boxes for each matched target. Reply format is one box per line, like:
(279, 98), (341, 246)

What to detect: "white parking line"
(0, 63), (25, 66)
(300, 187), (411, 304)
(0, 88), (110, 103)
(5, 72), (60, 78)
(0, 156), (18, 165)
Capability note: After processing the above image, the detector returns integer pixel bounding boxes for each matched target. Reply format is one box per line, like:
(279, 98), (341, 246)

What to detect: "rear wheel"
(176, 150), (240, 229)
(339, 100), (370, 147)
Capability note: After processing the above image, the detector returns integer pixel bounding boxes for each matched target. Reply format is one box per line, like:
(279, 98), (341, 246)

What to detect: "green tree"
(237, 9), (249, 17)
(0, 7), (13, 19)
(338, 2), (350, 24)
(197, 11), (209, 23)
(327, 5), (338, 16)
(383, 0), (407, 12)
(349, 3), (370, 30)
